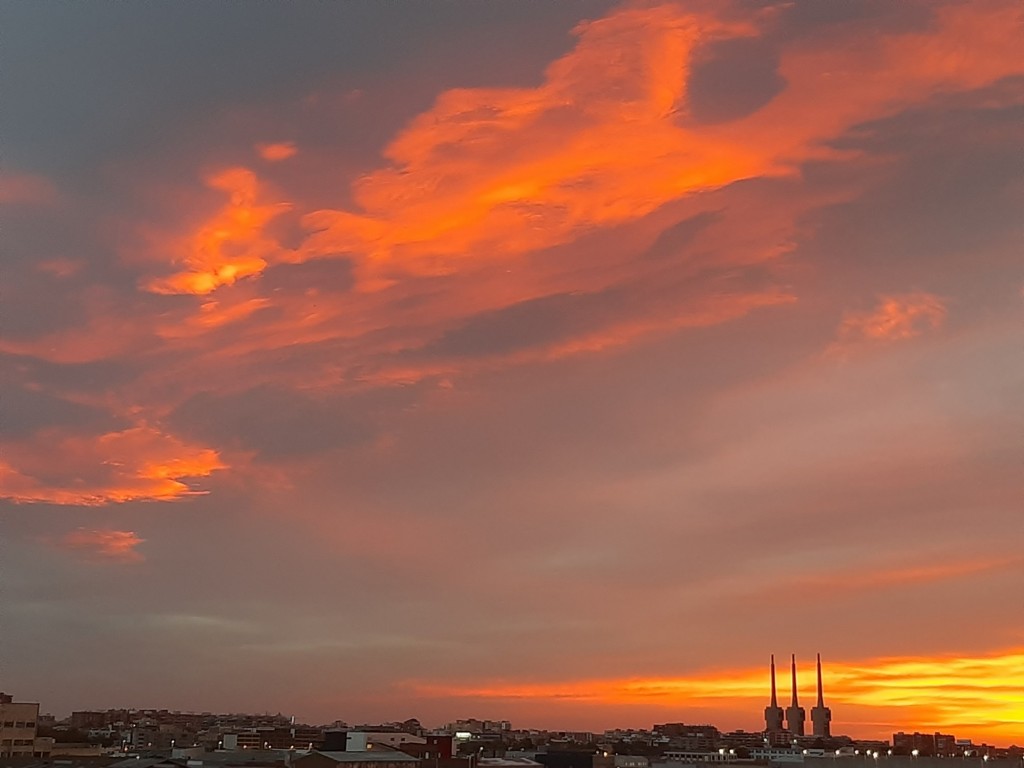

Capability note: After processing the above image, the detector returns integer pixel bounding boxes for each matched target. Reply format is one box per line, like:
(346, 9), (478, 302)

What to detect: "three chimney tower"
(765, 653), (831, 739)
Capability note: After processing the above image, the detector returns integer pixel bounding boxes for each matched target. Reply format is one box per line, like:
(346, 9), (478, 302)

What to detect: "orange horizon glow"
(408, 649), (1024, 743)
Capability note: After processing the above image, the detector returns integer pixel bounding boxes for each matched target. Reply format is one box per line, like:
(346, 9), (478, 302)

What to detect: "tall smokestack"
(771, 654), (778, 708)
(785, 654), (806, 736)
(791, 654), (799, 707)
(816, 653), (824, 707)
(764, 655), (784, 734)
(811, 652), (832, 737)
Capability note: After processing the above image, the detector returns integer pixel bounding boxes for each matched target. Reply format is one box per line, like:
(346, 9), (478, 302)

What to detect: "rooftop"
(309, 753), (419, 764)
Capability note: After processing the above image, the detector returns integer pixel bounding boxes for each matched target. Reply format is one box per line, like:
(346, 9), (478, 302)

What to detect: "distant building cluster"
(0, 677), (1019, 768)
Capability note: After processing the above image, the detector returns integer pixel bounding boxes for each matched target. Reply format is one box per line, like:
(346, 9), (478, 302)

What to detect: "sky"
(1, 0), (1023, 746)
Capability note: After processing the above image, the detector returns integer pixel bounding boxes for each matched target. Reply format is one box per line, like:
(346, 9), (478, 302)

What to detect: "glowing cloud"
(57, 528), (145, 563)
(0, 426), (225, 505)
(256, 141), (298, 162)
(839, 292), (946, 343)
(145, 167), (290, 295)
(298, 0), (1023, 289)
(301, 6), (769, 283)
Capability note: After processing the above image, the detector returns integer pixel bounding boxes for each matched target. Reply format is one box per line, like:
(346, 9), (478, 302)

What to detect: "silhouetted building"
(479, 759), (543, 768)
(654, 725), (719, 752)
(934, 734), (957, 756)
(720, 731), (765, 749)
(221, 726), (325, 751)
(893, 732), (958, 757)
(324, 731), (349, 752)
(785, 656), (806, 737)
(535, 750), (596, 768)
(70, 711), (114, 730)
(764, 655), (785, 734)
(398, 735), (455, 761)
(810, 654), (831, 738)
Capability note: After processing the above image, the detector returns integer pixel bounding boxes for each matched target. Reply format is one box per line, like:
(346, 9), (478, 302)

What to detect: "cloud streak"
(838, 293), (946, 343)
(57, 528), (146, 563)
(0, 426), (224, 505)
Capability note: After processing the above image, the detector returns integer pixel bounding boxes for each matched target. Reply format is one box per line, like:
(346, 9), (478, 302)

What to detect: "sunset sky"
(2, 0), (1023, 745)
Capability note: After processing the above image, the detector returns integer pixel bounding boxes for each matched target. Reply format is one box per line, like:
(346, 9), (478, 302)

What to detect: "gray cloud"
(258, 258), (356, 296)
(415, 291), (618, 359)
(5, 355), (140, 401)
(683, 37), (785, 124)
(796, 78), (1024, 310)
(169, 385), (374, 460)
(0, 379), (126, 438)
(642, 211), (721, 261)
(1, 1), (616, 181)
(772, 0), (936, 39)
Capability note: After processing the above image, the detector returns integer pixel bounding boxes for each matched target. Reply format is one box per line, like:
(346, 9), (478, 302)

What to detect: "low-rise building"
(892, 733), (957, 757)
(293, 748), (421, 768)
(0, 692), (44, 758)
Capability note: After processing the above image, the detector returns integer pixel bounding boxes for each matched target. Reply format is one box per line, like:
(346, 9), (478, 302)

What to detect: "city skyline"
(12, 648), (1024, 744)
(2, 0), (1022, 749)
(8, 690), (1019, 764)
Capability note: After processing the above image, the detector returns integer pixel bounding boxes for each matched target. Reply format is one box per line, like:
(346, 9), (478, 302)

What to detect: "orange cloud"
(300, 6), (769, 285)
(409, 648), (1024, 742)
(121, 0), (1022, 407)
(17, 0), (1020, 505)
(297, 0), (1023, 289)
(145, 167), (290, 295)
(256, 141), (298, 162)
(57, 528), (145, 563)
(133, 0), (1024, 363)
(838, 293), (946, 343)
(0, 426), (225, 505)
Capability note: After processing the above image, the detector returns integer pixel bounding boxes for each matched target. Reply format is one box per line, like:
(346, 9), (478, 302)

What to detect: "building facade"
(0, 692), (45, 758)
